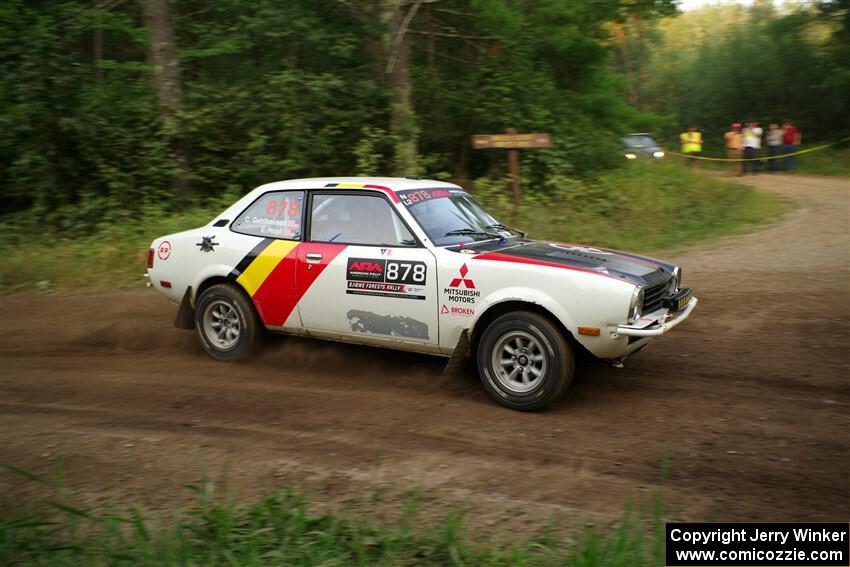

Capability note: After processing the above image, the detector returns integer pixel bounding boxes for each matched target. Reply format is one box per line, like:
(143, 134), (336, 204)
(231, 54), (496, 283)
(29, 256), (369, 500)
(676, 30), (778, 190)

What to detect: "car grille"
(642, 281), (669, 314)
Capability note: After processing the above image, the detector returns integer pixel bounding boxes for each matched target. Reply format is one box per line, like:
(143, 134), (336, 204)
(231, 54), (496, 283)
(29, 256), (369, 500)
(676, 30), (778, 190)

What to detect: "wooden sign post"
(471, 128), (552, 206)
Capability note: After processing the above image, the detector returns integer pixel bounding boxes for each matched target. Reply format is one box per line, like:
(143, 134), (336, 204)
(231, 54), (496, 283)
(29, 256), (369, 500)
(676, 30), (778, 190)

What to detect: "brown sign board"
(471, 133), (552, 149)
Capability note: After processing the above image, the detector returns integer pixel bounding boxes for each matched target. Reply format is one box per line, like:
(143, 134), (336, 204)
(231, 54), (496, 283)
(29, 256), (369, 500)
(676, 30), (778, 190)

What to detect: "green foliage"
(0, 0), (664, 226)
(0, 477), (665, 567)
(637, 3), (850, 147)
(794, 146), (850, 176)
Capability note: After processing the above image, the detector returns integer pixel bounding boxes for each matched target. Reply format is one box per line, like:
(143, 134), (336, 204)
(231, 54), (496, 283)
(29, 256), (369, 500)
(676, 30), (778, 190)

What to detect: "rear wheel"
(194, 284), (259, 362)
(476, 311), (573, 411)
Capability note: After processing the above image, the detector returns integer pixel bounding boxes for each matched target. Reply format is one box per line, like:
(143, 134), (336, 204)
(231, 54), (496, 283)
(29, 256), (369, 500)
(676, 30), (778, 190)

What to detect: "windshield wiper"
(444, 228), (499, 239)
(484, 223), (525, 237)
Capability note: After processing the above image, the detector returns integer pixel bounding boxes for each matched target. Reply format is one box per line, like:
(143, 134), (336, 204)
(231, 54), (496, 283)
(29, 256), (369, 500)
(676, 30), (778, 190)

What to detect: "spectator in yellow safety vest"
(679, 126), (703, 168)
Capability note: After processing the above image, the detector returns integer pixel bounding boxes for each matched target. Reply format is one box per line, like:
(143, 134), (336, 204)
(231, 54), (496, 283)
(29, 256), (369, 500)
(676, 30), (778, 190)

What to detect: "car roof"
(252, 177), (461, 195)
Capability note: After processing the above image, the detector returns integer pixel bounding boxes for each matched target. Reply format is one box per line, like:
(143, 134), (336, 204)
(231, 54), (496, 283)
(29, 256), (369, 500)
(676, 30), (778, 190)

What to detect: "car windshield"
(622, 135), (657, 148)
(396, 188), (520, 247)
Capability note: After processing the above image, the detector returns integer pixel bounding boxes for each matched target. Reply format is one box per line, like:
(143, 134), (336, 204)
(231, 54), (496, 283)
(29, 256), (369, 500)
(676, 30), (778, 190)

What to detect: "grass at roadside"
(0, 161), (785, 293)
(475, 161), (786, 252)
(1, 474), (664, 567)
(793, 146), (850, 176)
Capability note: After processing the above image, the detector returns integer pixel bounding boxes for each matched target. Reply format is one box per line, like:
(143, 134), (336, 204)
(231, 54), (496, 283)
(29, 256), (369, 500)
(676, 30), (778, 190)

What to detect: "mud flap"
(174, 287), (195, 330)
(443, 329), (470, 375)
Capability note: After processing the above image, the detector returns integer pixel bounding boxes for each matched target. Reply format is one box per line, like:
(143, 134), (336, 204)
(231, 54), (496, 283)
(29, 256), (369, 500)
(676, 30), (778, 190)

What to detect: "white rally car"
(147, 177), (697, 410)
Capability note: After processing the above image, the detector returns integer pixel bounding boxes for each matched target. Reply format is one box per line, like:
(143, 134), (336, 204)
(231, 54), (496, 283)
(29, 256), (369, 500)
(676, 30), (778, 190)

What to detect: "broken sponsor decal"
(444, 263), (481, 304)
(347, 309), (429, 340)
(441, 304), (474, 317)
(157, 240), (172, 261)
(346, 257), (427, 300)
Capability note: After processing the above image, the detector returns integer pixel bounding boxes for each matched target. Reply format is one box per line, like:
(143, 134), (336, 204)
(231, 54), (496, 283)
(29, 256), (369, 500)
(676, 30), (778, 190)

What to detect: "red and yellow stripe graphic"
(235, 240), (299, 297)
(230, 240), (346, 327)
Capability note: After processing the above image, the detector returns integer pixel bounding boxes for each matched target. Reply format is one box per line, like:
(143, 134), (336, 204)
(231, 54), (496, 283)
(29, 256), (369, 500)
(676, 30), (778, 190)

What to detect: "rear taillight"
(147, 248), (155, 269)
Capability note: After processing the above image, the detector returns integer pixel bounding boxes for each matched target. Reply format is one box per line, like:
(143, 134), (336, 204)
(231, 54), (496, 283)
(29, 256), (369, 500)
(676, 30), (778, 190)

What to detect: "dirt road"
(2, 174), (848, 529)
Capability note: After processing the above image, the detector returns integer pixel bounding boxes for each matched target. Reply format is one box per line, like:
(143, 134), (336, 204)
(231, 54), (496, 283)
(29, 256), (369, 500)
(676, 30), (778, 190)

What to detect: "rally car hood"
(464, 239), (675, 287)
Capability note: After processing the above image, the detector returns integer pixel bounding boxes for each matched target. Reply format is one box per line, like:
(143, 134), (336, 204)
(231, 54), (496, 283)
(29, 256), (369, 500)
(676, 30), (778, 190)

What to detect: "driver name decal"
(346, 257), (427, 300)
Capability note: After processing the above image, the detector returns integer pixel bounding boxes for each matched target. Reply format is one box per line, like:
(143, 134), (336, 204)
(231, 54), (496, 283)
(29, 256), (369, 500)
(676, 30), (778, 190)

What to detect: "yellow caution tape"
(665, 136), (850, 162)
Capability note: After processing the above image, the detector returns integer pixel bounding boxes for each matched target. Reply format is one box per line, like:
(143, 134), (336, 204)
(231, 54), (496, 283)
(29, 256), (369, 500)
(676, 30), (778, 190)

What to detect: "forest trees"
(1, 0), (847, 227)
(633, 1), (850, 145)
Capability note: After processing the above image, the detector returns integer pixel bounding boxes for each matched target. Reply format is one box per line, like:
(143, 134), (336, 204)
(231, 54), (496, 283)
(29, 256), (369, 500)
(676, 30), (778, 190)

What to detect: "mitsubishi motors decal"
(346, 257), (428, 300)
(444, 263), (481, 304)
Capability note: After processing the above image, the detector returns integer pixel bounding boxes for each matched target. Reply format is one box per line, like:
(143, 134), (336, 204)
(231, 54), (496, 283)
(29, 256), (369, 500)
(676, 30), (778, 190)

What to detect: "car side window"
(309, 193), (416, 247)
(231, 190), (304, 240)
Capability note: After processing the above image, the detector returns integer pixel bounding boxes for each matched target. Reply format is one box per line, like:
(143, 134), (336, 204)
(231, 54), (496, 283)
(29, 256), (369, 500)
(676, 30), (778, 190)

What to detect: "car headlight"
(625, 153), (637, 160)
(628, 286), (644, 322)
(653, 151), (665, 158)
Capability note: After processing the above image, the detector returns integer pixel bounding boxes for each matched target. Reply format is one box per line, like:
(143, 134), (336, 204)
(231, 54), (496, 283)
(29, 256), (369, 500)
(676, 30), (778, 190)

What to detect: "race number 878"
(385, 261), (427, 285)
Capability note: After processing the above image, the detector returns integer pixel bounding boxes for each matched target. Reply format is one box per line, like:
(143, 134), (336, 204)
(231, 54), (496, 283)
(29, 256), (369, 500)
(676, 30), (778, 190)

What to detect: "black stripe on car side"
(227, 238), (274, 279)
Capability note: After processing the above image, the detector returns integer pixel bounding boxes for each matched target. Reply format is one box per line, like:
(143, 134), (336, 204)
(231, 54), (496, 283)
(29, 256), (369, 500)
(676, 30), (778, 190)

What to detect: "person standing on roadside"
(766, 123), (783, 172)
(742, 120), (762, 175)
(679, 126), (703, 168)
(724, 122), (743, 176)
(782, 119), (801, 171)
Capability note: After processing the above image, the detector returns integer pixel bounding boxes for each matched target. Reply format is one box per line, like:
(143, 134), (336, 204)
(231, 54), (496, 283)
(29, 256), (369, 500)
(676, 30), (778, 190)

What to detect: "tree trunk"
(612, 22), (637, 106)
(141, 0), (183, 116)
(140, 0), (190, 200)
(384, 0), (420, 176)
(93, 28), (103, 82)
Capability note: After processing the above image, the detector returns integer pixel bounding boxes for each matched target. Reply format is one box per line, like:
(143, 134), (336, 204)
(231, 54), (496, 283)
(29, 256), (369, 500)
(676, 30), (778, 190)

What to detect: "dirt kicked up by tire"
(0, 173), (847, 531)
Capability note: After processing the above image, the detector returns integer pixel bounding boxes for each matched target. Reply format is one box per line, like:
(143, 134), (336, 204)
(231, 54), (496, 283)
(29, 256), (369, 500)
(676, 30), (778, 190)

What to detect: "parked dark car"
(621, 133), (665, 160)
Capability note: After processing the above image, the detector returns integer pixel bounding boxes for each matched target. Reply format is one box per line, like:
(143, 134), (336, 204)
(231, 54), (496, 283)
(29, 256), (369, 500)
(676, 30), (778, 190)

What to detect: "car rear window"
(231, 190), (304, 240)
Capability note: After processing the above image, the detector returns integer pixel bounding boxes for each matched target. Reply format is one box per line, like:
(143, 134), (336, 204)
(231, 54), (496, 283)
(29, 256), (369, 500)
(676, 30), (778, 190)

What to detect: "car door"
(296, 191), (439, 349)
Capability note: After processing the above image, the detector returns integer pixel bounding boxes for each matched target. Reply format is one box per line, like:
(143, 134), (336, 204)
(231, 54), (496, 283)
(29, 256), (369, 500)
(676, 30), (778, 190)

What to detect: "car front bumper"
(614, 297), (699, 338)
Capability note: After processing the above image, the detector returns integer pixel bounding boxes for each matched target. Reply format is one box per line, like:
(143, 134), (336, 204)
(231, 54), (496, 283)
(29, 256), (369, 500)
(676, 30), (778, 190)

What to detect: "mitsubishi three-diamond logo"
(449, 263), (475, 288)
(444, 263), (481, 304)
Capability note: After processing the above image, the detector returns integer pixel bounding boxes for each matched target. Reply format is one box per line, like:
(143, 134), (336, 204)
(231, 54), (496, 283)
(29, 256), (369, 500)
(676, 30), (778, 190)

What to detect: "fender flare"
(469, 287), (578, 343)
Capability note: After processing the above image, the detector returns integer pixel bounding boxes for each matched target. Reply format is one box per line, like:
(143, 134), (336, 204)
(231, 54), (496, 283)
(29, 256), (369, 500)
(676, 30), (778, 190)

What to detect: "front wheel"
(194, 284), (259, 362)
(476, 311), (574, 411)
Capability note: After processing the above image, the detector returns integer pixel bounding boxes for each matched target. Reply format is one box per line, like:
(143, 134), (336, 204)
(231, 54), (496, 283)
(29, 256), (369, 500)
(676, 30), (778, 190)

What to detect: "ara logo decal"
(449, 263), (475, 289)
(348, 260), (384, 273)
(157, 240), (172, 261)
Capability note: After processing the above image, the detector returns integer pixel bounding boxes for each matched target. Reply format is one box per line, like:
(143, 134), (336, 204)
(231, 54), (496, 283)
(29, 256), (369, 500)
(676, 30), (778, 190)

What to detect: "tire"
(194, 283), (260, 362)
(476, 311), (574, 411)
